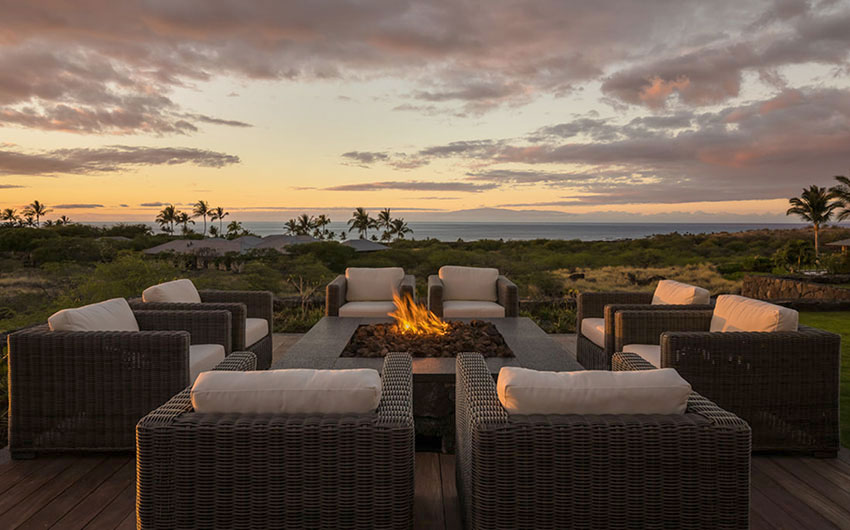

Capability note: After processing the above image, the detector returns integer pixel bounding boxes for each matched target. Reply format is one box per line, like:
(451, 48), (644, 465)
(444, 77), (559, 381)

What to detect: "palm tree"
(192, 200), (210, 237)
(57, 215), (72, 225)
(831, 174), (850, 221)
(156, 204), (178, 234)
(284, 219), (299, 235)
(314, 215), (331, 239)
(376, 208), (393, 242)
(347, 207), (375, 239)
(226, 220), (244, 239)
(176, 211), (195, 234)
(23, 200), (51, 227)
(390, 218), (412, 241)
(1, 208), (18, 227)
(786, 185), (841, 257)
(296, 214), (316, 236)
(210, 206), (229, 235)
(43, 220), (55, 227)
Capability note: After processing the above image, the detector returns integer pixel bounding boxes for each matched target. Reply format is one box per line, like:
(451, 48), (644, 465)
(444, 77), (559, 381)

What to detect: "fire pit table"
(274, 316), (582, 452)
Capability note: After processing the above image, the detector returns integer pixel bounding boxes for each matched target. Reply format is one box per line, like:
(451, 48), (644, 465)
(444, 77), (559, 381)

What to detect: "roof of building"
(143, 234), (320, 255)
(826, 238), (850, 247)
(341, 239), (389, 252)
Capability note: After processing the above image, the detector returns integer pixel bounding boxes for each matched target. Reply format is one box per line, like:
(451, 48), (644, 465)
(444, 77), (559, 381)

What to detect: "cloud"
(341, 150), (428, 170)
(54, 203), (104, 209)
(341, 151), (390, 165)
(0, 184), (26, 189)
(0, 145), (240, 176)
(324, 180), (498, 192)
(1, 0), (809, 123)
(140, 202), (169, 207)
(601, 8), (850, 108)
(119, 204), (129, 207)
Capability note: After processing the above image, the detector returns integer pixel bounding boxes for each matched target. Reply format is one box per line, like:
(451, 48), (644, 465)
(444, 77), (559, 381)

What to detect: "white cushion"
(623, 344), (662, 368)
(339, 301), (397, 318)
(580, 317), (605, 348)
(142, 279), (202, 303)
(48, 298), (139, 332)
(190, 344), (226, 381)
(245, 317), (269, 346)
(443, 301), (505, 318)
(497, 367), (691, 415)
(652, 279), (710, 305)
(345, 267), (404, 301)
(710, 295), (799, 332)
(439, 266), (498, 301)
(191, 368), (382, 414)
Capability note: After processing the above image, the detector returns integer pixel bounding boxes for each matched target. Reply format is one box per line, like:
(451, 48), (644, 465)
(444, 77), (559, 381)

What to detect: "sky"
(1, 0), (849, 224)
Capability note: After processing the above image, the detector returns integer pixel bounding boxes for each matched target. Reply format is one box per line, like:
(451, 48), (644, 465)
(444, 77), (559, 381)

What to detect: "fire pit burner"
(342, 320), (514, 358)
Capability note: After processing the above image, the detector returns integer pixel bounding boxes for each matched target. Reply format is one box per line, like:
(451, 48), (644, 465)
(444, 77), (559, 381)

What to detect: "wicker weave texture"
(136, 352), (415, 530)
(8, 309), (231, 456)
(456, 352), (751, 529)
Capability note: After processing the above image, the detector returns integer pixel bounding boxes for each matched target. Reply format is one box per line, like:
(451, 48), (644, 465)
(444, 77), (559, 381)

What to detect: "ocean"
(92, 221), (808, 242)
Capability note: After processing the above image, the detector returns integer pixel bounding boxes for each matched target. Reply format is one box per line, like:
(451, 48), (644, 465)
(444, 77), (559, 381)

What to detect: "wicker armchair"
(130, 289), (274, 369)
(427, 269), (518, 318)
(576, 291), (713, 369)
(136, 352), (415, 530)
(614, 309), (841, 455)
(456, 352), (751, 530)
(8, 309), (232, 458)
(325, 270), (415, 316)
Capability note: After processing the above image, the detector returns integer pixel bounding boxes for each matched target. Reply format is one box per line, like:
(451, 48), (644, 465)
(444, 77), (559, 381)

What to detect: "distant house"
(342, 239), (389, 252)
(826, 238), (850, 254)
(142, 235), (319, 256)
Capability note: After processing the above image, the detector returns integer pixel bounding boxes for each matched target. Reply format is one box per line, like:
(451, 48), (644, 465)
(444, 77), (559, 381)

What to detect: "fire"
(389, 293), (449, 336)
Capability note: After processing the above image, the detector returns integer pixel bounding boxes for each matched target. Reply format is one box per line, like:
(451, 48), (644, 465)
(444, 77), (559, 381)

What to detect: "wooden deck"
(1, 334), (847, 529)
(1, 448), (850, 529)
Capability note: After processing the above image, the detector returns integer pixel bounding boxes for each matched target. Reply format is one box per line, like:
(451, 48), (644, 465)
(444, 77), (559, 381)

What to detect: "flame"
(389, 293), (449, 336)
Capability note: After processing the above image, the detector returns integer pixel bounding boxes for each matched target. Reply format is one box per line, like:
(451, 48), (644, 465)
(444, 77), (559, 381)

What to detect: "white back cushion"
(439, 266), (498, 301)
(191, 368), (382, 414)
(652, 279), (710, 305)
(345, 267), (404, 301)
(48, 298), (139, 332)
(497, 367), (691, 415)
(710, 295), (799, 332)
(142, 279), (202, 303)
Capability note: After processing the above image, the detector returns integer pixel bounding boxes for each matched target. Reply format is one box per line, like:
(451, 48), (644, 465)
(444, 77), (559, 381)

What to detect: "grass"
(799, 312), (850, 448)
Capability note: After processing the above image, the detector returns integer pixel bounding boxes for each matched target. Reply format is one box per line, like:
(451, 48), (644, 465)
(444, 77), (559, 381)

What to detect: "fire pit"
(342, 295), (513, 358)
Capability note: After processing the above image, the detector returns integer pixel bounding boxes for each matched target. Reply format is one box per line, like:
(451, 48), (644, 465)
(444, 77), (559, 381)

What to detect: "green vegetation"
(799, 312), (850, 448)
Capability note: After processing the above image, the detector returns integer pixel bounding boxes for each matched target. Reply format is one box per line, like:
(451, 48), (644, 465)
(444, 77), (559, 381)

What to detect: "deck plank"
(752, 459), (839, 529)
(0, 457), (104, 528)
(16, 457), (127, 530)
(414, 452), (445, 530)
(114, 511), (136, 530)
(757, 458), (850, 529)
(439, 454), (462, 530)
(0, 458), (75, 515)
(50, 458), (134, 530)
(771, 456), (850, 520)
(83, 481), (136, 530)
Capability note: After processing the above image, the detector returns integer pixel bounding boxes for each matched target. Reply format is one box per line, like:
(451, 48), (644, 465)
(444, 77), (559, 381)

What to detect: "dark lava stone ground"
(342, 320), (514, 358)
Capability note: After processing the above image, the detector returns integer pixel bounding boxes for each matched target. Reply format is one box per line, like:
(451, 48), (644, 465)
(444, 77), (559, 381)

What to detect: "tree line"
(1, 201), (72, 228)
(786, 174), (850, 256)
(283, 207), (412, 242)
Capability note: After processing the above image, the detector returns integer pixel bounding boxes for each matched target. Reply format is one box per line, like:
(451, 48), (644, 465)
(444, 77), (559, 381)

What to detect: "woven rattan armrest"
(427, 275), (444, 317)
(614, 309), (713, 351)
(134, 309), (232, 353)
(325, 274), (347, 316)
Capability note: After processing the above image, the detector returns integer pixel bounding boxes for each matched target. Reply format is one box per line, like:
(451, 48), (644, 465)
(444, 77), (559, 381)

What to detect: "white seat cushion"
(710, 295), (799, 332)
(142, 279), (202, 303)
(190, 344), (226, 382)
(652, 279), (710, 305)
(245, 317), (269, 346)
(443, 301), (505, 318)
(48, 298), (139, 332)
(191, 368), (382, 414)
(345, 267), (404, 301)
(439, 266), (498, 301)
(623, 344), (662, 368)
(580, 317), (605, 348)
(339, 301), (397, 318)
(497, 367), (691, 415)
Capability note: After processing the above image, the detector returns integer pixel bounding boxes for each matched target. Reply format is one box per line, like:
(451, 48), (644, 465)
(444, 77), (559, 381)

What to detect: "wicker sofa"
(576, 282), (713, 370)
(614, 307), (841, 455)
(326, 267), (415, 317)
(428, 266), (518, 318)
(136, 352), (415, 530)
(8, 307), (232, 458)
(455, 352), (751, 529)
(130, 280), (274, 369)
